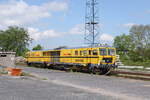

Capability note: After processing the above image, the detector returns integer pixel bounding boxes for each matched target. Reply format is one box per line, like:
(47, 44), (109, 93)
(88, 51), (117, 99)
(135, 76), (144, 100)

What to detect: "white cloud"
(0, 0), (68, 27)
(28, 24), (84, 40)
(28, 27), (61, 40)
(28, 24), (84, 41)
(43, 1), (68, 11)
(122, 23), (139, 28)
(69, 24), (84, 34)
(100, 34), (114, 41)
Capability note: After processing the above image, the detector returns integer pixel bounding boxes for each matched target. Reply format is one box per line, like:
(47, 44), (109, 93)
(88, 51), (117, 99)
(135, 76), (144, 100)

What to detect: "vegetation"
(32, 44), (43, 50)
(0, 26), (32, 56)
(114, 25), (150, 67)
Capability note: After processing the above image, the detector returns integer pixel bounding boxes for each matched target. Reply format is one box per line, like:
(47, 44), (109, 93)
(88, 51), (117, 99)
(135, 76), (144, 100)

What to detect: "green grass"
(118, 54), (149, 69)
(21, 72), (35, 77)
(122, 60), (150, 67)
(120, 55), (150, 68)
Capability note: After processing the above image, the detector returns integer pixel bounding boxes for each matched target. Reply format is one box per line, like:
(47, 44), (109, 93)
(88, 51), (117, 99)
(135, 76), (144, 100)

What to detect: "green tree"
(32, 44), (43, 50)
(0, 26), (32, 56)
(113, 34), (132, 52)
(113, 25), (150, 66)
(129, 25), (150, 60)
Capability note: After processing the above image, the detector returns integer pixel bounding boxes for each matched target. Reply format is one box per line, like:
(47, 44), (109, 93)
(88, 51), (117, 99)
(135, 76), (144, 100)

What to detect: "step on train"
(26, 46), (118, 74)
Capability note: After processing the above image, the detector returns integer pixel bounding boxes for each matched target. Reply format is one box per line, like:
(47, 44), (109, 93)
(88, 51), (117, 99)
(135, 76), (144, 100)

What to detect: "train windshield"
(108, 49), (115, 56)
(100, 48), (107, 56)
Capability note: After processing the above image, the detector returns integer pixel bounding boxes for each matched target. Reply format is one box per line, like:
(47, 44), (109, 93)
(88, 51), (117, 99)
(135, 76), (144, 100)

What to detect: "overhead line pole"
(85, 0), (100, 46)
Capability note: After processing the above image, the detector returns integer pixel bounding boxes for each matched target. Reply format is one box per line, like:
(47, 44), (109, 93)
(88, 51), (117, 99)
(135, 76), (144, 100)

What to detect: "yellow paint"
(26, 47), (117, 66)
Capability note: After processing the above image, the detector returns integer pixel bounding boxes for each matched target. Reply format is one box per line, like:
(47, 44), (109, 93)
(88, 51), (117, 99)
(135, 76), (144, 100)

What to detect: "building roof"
(0, 51), (16, 54)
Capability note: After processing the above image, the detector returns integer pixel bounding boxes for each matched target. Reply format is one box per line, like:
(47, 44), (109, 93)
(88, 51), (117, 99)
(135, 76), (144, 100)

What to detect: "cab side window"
(75, 51), (78, 56)
(80, 51), (83, 56)
(43, 52), (50, 56)
(83, 50), (87, 56)
(92, 49), (98, 55)
(43, 52), (47, 56)
(89, 50), (91, 55)
(100, 48), (107, 55)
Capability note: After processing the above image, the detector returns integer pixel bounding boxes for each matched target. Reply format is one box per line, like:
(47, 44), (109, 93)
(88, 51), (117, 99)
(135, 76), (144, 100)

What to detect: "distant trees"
(32, 44), (43, 50)
(129, 25), (150, 61)
(114, 34), (132, 52)
(0, 26), (32, 56)
(130, 25), (150, 49)
(114, 25), (150, 62)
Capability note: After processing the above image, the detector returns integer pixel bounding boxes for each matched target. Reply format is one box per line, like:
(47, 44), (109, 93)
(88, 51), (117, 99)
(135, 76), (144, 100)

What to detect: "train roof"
(60, 45), (114, 49)
(30, 45), (115, 52)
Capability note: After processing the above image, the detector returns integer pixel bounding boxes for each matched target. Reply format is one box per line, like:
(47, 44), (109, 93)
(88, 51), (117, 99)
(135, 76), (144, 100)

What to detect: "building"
(0, 52), (16, 67)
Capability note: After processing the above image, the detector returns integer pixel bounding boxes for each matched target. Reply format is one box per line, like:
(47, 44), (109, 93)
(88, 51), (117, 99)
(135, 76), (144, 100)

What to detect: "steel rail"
(111, 70), (150, 77)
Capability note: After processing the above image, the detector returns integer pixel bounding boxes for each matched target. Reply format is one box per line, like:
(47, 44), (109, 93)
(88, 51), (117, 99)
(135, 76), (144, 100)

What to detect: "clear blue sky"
(0, 0), (150, 49)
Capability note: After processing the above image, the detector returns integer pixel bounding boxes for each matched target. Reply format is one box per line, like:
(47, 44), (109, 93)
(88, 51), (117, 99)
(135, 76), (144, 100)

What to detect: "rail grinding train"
(26, 46), (117, 74)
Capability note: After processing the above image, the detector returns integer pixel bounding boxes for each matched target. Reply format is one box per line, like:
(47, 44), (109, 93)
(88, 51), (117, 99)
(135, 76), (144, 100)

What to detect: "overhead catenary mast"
(84, 0), (100, 46)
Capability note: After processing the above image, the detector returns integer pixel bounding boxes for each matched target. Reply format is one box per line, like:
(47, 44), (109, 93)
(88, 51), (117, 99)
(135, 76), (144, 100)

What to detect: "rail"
(111, 69), (150, 80)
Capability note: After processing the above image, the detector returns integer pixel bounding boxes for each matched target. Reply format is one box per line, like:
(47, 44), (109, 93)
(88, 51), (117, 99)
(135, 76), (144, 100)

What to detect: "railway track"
(56, 67), (150, 81)
(18, 64), (150, 81)
(111, 69), (150, 81)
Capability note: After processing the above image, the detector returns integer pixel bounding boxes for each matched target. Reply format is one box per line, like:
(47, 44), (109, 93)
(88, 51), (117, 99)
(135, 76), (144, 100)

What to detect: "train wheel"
(71, 66), (77, 72)
(100, 67), (112, 75)
(92, 67), (100, 75)
(42, 63), (47, 68)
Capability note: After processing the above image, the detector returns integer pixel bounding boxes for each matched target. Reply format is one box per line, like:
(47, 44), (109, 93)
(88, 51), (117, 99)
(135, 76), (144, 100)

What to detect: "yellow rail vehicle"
(26, 46), (117, 74)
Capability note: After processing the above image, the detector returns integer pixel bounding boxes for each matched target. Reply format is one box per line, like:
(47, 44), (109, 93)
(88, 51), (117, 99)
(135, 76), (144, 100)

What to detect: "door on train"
(50, 51), (60, 64)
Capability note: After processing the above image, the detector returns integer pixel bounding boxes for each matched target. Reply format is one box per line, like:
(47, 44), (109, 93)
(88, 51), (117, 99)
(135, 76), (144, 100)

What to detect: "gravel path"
(0, 75), (119, 100)
(0, 65), (149, 100)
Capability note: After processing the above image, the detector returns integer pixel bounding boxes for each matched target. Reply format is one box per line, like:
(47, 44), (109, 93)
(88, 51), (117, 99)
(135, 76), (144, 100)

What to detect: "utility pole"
(85, 0), (100, 46)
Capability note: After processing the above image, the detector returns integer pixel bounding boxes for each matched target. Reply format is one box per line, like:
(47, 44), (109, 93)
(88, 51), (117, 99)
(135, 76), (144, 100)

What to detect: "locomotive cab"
(97, 47), (117, 74)
(100, 48), (116, 64)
